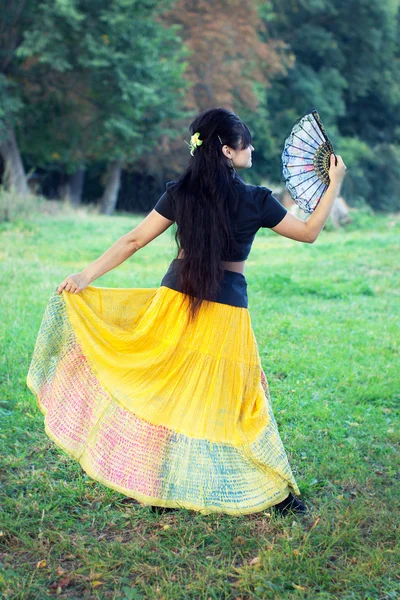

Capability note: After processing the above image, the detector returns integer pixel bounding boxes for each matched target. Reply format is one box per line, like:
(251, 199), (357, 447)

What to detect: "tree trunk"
(0, 125), (29, 196)
(99, 160), (123, 215)
(67, 167), (85, 206)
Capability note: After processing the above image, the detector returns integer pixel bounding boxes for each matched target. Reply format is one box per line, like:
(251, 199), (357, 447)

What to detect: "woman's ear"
(222, 145), (232, 159)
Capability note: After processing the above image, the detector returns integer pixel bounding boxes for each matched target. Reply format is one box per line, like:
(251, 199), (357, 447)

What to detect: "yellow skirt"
(26, 282), (301, 516)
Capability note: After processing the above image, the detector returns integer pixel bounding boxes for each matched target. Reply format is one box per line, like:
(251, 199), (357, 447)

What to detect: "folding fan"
(281, 110), (336, 213)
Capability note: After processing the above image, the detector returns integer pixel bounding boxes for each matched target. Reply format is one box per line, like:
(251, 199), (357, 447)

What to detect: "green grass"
(1, 205), (399, 599)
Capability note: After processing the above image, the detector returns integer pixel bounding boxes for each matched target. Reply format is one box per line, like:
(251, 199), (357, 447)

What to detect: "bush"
(339, 137), (374, 208)
(0, 186), (101, 225)
(362, 143), (400, 212)
(337, 139), (400, 213)
(0, 186), (45, 223)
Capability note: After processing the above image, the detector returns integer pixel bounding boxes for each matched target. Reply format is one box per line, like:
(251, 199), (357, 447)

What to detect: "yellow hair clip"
(185, 132), (203, 156)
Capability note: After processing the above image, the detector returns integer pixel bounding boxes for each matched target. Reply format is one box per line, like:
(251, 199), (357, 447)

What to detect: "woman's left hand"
(57, 272), (90, 295)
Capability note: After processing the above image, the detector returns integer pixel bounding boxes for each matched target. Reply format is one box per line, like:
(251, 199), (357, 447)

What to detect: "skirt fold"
(27, 283), (300, 516)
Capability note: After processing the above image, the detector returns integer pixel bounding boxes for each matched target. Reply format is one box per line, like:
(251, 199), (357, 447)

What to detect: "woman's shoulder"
(233, 173), (286, 226)
(153, 181), (177, 220)
(164, 180), (179, 199)
(233, 173), (273, 197)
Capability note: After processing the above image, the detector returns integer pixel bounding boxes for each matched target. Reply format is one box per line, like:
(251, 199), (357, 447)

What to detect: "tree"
(6, 0), (188, 211)
(261, 0), (400, 209)
(141, 0), (291, 179)
(0, 0), (36, 195)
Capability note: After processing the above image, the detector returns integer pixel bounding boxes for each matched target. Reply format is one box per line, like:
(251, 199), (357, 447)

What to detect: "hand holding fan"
(281, 110), (337, 213)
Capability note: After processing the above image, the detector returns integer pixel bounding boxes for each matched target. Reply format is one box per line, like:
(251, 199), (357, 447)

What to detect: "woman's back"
(154, 172), (288, 274)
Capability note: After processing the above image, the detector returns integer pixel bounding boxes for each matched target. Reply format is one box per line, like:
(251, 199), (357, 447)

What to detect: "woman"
(27, 108), (347, 517)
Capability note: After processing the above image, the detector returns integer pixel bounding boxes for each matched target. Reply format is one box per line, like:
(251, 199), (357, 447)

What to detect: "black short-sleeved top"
(153, 172), (287, 261)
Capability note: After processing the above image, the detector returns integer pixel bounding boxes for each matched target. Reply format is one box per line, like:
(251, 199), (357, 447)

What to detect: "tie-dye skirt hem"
(26, 284), (300, 516)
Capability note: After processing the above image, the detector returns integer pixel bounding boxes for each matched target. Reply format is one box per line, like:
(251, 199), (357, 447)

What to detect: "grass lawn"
(0, 204), (399, 599)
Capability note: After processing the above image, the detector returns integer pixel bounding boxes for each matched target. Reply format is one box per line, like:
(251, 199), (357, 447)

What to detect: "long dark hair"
(167, 107), (252, 324)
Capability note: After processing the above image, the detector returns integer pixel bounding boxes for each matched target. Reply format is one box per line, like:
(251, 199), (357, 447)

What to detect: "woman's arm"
(57, 209), (174, 294)
(271, 154), (347, 243)
(81, 235), (143, 283)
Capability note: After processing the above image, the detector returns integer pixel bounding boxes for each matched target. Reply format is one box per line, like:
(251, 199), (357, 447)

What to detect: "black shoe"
(273, 493), (308, 516)
(150, 505), (178, 514)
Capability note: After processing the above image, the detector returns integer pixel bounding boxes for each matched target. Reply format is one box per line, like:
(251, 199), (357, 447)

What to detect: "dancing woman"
(27, 108), (346, 517)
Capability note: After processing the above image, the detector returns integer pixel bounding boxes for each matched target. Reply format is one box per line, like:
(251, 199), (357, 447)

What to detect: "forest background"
(1, 0), (400, 216)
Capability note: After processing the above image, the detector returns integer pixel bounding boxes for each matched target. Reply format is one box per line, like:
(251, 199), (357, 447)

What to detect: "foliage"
(164, 0), (288, 112)
(0, 1), (37, 139)
(260, 0), (400, 206)
(0, 76), (22, 141)
(11, 0), (189, 171)
(148, 0), (292, 177)
(1, 0), (400, 211)
(360, 143), (400, 211)
(337, 137), (374, 207)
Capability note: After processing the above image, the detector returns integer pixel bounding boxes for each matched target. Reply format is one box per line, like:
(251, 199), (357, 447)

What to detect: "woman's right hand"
(57, 272), (90, 295)
(329, 154), (347, 185)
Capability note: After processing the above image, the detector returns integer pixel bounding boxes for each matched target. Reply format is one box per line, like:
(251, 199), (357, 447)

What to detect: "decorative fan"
(281, 110), (336, 213)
